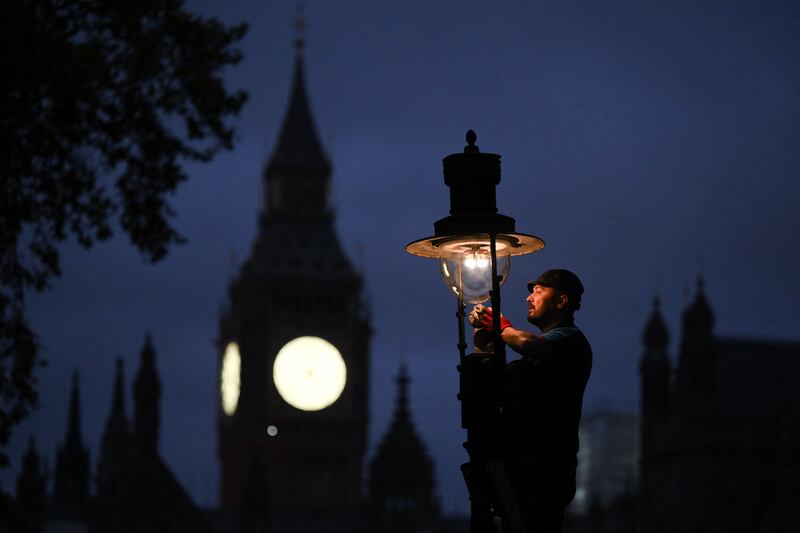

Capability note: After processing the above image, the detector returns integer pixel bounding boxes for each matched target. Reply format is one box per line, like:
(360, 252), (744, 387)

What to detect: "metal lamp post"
(405, 131), (544, 533)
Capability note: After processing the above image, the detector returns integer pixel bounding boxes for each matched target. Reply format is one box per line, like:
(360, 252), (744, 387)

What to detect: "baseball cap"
(527, 269), (584, 306)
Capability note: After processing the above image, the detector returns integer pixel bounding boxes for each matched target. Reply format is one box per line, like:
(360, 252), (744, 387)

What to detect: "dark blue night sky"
(2, 0), (799, 515)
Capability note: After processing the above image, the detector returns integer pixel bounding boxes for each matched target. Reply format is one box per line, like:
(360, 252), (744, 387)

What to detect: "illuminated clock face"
(220, 342), (241, 416)
(273, 336), (346, 411)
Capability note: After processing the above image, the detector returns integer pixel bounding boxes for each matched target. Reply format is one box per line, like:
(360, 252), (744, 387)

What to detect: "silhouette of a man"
(470, 269), (592, 533)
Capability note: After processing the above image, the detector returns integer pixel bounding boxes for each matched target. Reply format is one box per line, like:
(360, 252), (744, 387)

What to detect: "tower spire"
(396, 363), (410, 415)
(16, 436), (46, 533)
(133, 334), (161, 454)
(54, 369), (90, 511)
(640, 296), (671, 421)
(643, 296), (669, 351)
(64, 370), (83, 449)
(109, 358), (128, 431)
(270, 51), (328, 171)
(97, 358), (130, 493)
(263, 10), (331, 217)
(368, 365), (439, 529)
(682, 276), (715, 335)
(676, 277), (716, 407)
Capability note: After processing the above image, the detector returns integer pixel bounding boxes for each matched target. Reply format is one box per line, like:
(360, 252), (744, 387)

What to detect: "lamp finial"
(464, 130), (479, 153)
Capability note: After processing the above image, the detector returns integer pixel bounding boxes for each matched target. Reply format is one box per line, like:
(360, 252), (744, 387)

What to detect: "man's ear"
(556, 292), (569, 310)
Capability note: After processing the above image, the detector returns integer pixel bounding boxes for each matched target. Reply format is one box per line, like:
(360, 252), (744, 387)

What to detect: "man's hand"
(468, 304), (487, 328)
(469, 304), (512, 331)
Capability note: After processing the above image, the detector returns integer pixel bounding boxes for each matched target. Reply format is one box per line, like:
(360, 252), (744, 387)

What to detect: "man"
(469, 269), (592, 533)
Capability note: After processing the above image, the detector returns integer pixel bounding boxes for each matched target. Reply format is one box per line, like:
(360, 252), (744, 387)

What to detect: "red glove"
(474, 306), (512, 332)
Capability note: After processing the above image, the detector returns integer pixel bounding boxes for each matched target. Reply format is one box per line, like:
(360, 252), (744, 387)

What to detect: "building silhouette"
(568, 279), (800, 533)
(638, 279), (800, 533)
(368, 365), (440, 532)
(52, 371), (91, 522)
(11, 343), (449, 533)
(13, 438), (46, 533)
(214, 25), (371, 533)
(10, 337), (213, 533)
(210, 25), (468, 529)
(91, 336), (211, 533)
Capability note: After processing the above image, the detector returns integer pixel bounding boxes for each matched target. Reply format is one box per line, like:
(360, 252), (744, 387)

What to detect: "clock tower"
(217, 32), (370, 530)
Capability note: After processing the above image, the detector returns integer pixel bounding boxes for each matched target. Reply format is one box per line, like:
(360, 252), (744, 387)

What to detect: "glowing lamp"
(437, 236), (510, 304)
(405, 130), (544, 303)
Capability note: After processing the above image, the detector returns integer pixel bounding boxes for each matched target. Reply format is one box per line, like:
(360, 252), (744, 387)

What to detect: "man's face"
(527, 284), (561, 327)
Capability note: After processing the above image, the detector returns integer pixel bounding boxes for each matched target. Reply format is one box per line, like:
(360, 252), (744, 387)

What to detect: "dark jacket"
(502, 319), (592, 501)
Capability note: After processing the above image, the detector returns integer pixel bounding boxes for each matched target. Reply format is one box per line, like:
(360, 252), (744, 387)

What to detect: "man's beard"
(527, 312), (543, 328)
(527, 307), (551, 329)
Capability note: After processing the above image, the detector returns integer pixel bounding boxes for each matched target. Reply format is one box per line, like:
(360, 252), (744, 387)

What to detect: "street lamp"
(405, 131), (544, 532)
(405, 130), (543, 297)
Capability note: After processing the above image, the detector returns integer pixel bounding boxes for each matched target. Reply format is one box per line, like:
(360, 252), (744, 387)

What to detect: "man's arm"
(500, 327), (553, 359)
(469, 304), (553, 359)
